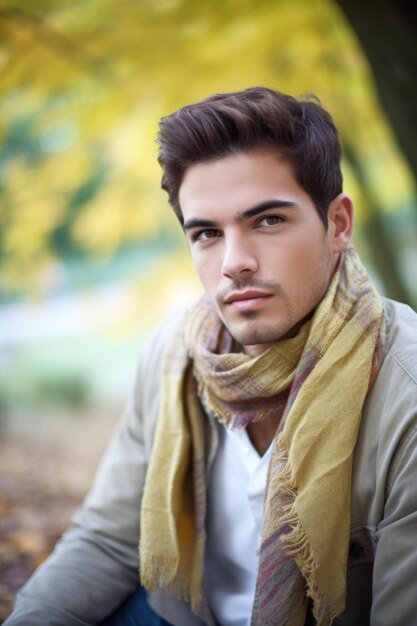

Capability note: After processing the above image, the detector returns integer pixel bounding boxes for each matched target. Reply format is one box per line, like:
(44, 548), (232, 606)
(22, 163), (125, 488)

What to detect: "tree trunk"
(336, 0), (417, 183)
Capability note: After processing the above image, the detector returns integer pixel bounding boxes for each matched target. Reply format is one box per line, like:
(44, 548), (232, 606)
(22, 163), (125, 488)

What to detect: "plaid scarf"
(140, 246), (384, 625)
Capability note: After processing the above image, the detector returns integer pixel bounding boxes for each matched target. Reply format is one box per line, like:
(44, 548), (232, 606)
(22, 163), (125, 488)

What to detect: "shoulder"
(132, 306), (189, 409)
(382, 298), (417, 384)
(365, 298), (417, 432)
(352, 299), (417, 525)
(359, 298), (417, 492)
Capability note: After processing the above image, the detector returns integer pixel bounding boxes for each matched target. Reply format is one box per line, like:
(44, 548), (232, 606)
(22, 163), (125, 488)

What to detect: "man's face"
(179, 149), (350, 356)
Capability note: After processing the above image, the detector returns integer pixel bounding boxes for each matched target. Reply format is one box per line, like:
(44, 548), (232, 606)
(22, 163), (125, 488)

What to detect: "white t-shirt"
(204, 425), (272, 626)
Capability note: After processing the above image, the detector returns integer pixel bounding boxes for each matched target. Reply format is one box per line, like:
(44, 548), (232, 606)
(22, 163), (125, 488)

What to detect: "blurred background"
(0, 0), (416, 619)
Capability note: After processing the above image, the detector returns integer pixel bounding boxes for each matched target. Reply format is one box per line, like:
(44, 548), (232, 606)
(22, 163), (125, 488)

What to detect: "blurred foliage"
(0, 0), (416, 303)
(0, 247), (202, 422)
(0, 371), (89, 416)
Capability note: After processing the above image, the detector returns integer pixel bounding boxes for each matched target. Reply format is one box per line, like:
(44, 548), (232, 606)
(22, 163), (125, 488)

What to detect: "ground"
(0, 408), (119, 623)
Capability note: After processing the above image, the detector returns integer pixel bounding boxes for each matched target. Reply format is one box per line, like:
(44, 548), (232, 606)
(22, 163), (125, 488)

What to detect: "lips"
(224, 290), (273, 312)
(225, 290), (273, 304)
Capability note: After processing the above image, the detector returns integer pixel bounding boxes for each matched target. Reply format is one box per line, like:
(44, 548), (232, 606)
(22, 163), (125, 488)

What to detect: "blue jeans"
(101, 587), (172, 626)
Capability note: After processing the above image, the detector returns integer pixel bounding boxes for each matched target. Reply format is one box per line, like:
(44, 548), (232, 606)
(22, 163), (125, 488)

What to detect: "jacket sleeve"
(4, 316), (174, 626)
(370, 358), (417, 625)
(371, 425), (417, 625)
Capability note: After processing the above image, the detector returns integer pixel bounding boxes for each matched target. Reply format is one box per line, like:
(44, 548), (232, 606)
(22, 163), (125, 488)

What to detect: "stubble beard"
(218, 276), (331, 349)
(214, 251), (335, 350)
(215, 278), (287, 348)
(221, 307), (296, 348)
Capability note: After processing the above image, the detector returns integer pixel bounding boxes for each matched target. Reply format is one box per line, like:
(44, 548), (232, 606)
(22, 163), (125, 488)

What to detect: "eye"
(257, 215), (284, 227)
(193, 228), (220, 242)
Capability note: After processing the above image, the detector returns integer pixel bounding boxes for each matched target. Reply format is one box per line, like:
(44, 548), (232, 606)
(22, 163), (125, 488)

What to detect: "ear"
(327, 193), (354, 253)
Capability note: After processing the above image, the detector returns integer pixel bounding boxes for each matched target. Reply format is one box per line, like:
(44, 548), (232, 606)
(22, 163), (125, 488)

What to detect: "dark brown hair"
(157, 87), (343, 227)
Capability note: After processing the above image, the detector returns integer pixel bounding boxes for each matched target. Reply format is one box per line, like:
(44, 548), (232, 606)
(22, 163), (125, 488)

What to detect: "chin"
(227, 320), (291, 348)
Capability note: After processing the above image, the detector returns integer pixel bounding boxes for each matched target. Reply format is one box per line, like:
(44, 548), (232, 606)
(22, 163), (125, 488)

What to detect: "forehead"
(178, 149), (310, 217)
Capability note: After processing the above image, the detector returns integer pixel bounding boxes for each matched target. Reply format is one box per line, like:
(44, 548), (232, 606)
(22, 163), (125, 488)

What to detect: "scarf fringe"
(140, 539), (204, 612)
(140, 555), (179, 589)
(274, 433), (341, 626)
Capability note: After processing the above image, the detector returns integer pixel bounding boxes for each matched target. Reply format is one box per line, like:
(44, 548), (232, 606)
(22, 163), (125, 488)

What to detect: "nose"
(221, 233), (259, 279)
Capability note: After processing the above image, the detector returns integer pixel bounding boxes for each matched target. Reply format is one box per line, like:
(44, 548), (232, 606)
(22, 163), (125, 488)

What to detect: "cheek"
(266, 244), (308, 279)
(279, 243), (330, 293)
(299, 248), (333, 299)
(191, 252), (218, 292)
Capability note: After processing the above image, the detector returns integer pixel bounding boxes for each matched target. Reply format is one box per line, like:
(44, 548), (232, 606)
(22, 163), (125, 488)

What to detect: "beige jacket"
(6, 298), (417, 626)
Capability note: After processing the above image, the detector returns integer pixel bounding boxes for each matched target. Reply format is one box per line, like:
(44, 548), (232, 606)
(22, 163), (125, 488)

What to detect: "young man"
(5, 87), (417, 626)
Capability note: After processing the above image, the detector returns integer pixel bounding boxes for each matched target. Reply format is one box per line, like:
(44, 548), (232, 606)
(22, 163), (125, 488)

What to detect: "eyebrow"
(237, 199), (297, 221)
(182, 199), (297, 231)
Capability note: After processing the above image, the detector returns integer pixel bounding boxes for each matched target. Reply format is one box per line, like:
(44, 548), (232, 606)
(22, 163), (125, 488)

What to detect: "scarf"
(139, 246), (384, 625)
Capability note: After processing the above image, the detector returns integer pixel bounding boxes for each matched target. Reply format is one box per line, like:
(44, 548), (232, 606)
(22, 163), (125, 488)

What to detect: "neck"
(246, 404), (285, 455)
